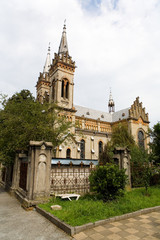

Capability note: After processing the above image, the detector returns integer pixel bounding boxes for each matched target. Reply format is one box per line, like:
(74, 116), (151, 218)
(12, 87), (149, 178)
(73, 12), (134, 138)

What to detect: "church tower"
(49, 22), (76, 111)
(36, 43), (51, 103)
(108, 90), (115, 113)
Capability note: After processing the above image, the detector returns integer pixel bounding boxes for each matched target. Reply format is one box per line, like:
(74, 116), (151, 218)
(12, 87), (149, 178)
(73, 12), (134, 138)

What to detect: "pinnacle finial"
(48, 42), (50, 53)
(63, 19), (66, 32)
(108, 89), (115, 113)
(43, 43), (51, 74)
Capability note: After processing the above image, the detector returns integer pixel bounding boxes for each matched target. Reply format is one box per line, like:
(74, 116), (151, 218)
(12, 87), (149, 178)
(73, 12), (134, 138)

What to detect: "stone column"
(113, 147), (131, 187)
(11, 153), (20, 192)
(27, 141), (53, 201)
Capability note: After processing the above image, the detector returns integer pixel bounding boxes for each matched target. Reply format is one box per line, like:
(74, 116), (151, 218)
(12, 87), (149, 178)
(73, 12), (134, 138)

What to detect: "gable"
(129, 97), (149, 123)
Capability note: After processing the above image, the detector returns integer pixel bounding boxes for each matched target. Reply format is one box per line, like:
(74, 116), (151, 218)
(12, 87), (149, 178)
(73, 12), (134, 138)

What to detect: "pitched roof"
(75, 105), (129, 123)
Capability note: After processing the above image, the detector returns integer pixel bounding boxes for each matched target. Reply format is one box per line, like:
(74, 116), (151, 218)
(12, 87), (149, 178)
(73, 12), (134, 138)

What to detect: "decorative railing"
(50, 161), (94, 194)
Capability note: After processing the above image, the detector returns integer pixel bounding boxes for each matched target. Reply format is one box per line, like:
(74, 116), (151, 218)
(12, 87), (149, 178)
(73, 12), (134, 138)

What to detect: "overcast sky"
(0, 0), (160, 127)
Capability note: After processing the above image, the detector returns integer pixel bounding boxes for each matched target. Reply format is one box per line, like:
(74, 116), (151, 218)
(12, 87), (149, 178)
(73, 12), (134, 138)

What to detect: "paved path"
(1, 186), (160, 240)
(73, 211), (160, 240)
(0, 187), (71, 240)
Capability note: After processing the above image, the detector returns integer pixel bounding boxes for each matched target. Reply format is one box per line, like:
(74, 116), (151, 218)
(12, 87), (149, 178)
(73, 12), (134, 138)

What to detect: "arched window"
(61, 79), (69, 99)
(80, 139), (85, 159)
(66, 81), (69, 99)
(66, 148), (71, 159)
(52, 81), (55, 100)
(99, 141), (103, 157)
(61, 80), (64, 97)
(138, 130), (145, 149)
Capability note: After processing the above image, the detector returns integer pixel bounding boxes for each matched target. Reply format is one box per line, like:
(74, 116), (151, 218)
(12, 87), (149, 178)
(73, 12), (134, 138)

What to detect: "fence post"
(27, 141), (53, 201)
(10, 153), (20, 193)
(113, 147), (131, 187)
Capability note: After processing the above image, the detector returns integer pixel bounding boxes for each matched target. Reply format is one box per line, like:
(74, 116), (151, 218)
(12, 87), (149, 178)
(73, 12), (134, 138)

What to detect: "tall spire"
(58, 20), (69, 55)
(43, 43), (51, 74)
(108, 89), (115, 113)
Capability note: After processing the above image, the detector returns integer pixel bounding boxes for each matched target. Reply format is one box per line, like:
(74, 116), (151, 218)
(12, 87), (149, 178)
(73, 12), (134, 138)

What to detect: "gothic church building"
(36, 24), (150, 161)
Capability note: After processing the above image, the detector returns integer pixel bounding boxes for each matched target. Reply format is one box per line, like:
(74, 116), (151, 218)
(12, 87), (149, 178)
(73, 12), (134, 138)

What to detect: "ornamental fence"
(50, 161), (94, 194)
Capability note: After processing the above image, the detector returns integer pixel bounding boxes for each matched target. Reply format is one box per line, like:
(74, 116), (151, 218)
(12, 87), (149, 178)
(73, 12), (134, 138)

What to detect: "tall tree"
(149, 122), (160, 163)
(112, 123), (135, 148)
(0, 90), (71, 165)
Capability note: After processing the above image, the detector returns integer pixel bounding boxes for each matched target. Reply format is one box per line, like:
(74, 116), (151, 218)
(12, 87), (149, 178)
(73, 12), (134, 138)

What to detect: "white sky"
(0, 0), (160, 127)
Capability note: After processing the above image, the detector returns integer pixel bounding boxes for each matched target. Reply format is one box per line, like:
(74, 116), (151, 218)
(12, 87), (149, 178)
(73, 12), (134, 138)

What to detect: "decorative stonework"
(50, 53), (75, 75)
(129, 97), (149, 122)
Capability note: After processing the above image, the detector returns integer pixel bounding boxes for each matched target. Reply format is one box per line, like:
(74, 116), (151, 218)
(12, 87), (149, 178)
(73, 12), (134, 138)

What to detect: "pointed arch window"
(61, 80), (64, 97)
(52, 80), (55, 100)
(99, 141), (103, 157)
(138, 130), (145, 149)
(66, 81), (69, 99)
(80, 139), (85, 159)
(61, 79), (69, 99)
(66, 148), (71, 159)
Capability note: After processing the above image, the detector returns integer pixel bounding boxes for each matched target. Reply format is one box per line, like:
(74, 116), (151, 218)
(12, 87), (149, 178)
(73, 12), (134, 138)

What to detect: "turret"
(36, 43), (51, 103)
(108, 90), (115, 113)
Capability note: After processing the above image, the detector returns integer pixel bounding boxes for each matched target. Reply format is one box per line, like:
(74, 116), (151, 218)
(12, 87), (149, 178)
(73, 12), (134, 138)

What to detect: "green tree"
(112, 123), (135, 148)
(0, 90), (71, 165)
(99, 124), (135, 165)
(89, 163), (127, 201)
(149, 122), (160, 164)
(130, 145), (151, 189)
(99, 142), (113, 165)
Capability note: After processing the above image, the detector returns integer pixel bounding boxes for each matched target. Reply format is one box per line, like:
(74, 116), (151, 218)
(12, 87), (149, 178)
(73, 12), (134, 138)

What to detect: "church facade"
(36, 24), (150, 161)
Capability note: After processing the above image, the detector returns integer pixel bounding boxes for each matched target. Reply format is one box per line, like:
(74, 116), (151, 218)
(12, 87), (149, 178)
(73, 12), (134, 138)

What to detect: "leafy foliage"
(130, 145), (154, 191)
(89, 163), (127, 201)
(99, 124), (135, 165)
(149, 122), (160, 164)
(0, 90), (71, 165)
(99, 142), (113, 165)
(112, 123), (135, 148)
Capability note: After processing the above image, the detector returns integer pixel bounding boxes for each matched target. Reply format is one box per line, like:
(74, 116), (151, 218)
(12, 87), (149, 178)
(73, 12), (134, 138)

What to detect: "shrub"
(130, 145), (150, 188)
(89, 163), (127, 201)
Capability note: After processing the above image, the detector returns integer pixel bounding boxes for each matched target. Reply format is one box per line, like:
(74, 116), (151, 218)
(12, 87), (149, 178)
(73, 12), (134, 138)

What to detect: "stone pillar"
(27, 141), (53, 201)
(11, 152), (28, 194)
(113, 147), (131, 187)
(11, 153), (20, 192)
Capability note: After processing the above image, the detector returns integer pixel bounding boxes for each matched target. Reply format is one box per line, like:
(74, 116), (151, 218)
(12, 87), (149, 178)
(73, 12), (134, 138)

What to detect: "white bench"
(55, 194), (80, 201)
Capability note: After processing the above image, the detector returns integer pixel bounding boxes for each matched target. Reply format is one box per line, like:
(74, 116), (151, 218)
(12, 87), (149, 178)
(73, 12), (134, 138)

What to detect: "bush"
(150, 165), (160, 186)
(89, 163), (127, 201)
(130, 145), (150, 188)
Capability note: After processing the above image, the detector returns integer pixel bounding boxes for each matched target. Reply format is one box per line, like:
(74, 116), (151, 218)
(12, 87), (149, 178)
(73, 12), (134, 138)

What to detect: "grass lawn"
(38, 186), (160, 226)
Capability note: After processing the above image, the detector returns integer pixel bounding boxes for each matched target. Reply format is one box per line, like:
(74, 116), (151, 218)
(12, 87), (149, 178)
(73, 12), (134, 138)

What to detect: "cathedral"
(36, 23), (150, 161)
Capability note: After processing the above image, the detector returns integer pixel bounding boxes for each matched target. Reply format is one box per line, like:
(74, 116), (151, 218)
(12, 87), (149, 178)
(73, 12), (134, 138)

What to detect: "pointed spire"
(108, 89), (115, 113)
(43, 43), (51, 74)
(58, 20), (69, 55)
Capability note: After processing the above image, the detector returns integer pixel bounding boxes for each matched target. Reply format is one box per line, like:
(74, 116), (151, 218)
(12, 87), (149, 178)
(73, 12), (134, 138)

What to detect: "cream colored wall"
(50, 67), (74, 109)
(129, 119), (150, 149)
(56, 138), (80, 159)
(56, 131), (109, 160)
(75, 134), (109, 160)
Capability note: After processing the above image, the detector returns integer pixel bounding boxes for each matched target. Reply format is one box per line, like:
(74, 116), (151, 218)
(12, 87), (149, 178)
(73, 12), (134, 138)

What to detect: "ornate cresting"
(50, 52), (75, 75)
(129, 97), (149, 122)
